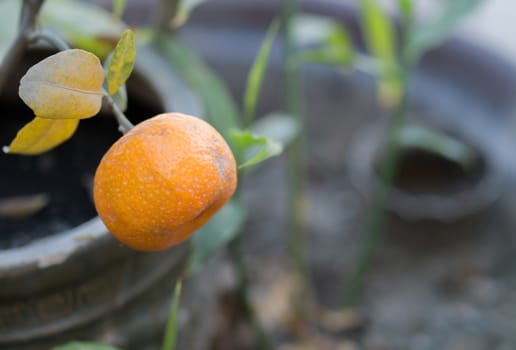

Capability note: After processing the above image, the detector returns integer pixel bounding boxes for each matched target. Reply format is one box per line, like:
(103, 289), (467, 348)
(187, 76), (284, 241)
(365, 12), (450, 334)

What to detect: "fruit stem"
(282, 0), (310, 320)
(102, 88), (135, 134)
(0, 0), (46, 93)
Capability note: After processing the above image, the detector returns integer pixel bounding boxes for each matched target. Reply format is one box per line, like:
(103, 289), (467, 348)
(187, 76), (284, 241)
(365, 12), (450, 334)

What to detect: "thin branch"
(0, 0), (45, 93)
(102, 89), (135, 134)
(27, 28), (70, 51)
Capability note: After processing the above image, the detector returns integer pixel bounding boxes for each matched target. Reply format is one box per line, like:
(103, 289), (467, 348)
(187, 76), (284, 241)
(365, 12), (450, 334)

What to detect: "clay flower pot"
(0, 44), (213, 350)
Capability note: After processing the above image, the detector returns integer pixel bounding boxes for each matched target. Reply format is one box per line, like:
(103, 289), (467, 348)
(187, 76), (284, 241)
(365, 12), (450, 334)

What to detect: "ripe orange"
(93, 113), (237, 251)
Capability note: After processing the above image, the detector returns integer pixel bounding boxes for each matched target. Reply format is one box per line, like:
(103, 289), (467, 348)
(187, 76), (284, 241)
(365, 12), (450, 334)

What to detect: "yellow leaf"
(3, 117), (79, 155)
(107, 29), (136, 95)
(19, 49), (104, 119)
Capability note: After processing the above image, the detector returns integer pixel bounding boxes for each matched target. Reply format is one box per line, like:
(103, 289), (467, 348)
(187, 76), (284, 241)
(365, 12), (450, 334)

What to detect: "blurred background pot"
(348, 118), (504, 222)
(179, 0), (516, 348)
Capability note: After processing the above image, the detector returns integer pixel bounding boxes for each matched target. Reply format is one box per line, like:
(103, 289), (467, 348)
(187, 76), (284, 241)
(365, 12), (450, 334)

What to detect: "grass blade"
(162, 278), (183, 350)
(360, 0), (402, 109)
(112, 0), (127, 18)
(243, 19), (280, 127)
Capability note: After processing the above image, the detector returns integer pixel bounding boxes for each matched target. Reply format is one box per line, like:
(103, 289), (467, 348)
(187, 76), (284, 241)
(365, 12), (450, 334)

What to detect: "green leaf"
(189, 200), (246, 273)
(106, 29), (136, 95)
(112, 0), (127, 18)
(230, 129), (283, 169)
(50, 341), (121, 350)
(326, 25), (354, 60)
(244, 19), (280, 126)
(19, 49), (104, 120)
(156, 35), (241, 151)
(406, 0), (483, 62)
(360, 0), (397, 65)
(3, 117), (79, 155)
(162, 279), (183, 350)
(0, 0), (21, 63)
(291, 14), (337, 47)
(102, 53), (127, 111)
(295, 26), (354, 66)
(397, 0), (413, 20)
(40, 0), (126, 59)
(360, 0), (402, 109)
(251, 112), (301, 147)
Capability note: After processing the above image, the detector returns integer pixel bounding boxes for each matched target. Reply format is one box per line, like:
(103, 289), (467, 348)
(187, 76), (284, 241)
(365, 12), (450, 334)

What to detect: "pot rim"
(0, 217), (107, 274)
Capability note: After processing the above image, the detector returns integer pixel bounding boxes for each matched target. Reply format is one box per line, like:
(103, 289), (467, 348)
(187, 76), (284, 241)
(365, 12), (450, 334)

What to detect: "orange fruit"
(93, 113), (237, 251)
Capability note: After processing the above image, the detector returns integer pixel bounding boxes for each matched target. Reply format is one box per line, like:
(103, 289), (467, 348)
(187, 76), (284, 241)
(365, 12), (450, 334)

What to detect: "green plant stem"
(342, 88), (407, 307)
(162, 278), (183, 350)
(282, 0), (309, 319)
(0, 0), (45, 94)
(342, 2), (414, 308)
(102, 88), (135, 133)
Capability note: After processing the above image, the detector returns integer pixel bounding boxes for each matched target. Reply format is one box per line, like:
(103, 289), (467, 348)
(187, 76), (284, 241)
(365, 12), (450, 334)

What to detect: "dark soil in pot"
(391, 147), (485, 195)
(0, 60), (161, 250)
(180, 1), (516, 349)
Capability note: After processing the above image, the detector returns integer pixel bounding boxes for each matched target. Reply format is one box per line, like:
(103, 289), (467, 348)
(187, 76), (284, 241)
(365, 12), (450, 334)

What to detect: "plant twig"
(0, 0), (45, 93)
(102, 88), (135, 134)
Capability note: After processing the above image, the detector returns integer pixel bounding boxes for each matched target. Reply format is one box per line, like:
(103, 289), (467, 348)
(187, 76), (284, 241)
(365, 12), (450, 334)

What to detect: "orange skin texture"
(93, 113), (237, 251)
